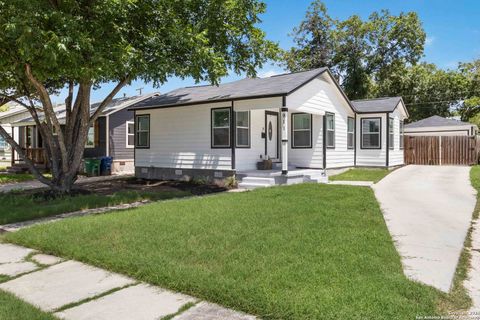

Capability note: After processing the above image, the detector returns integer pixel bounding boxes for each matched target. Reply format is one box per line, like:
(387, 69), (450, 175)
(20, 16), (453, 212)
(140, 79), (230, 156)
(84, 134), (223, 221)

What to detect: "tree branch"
(89, 76), (130, 125)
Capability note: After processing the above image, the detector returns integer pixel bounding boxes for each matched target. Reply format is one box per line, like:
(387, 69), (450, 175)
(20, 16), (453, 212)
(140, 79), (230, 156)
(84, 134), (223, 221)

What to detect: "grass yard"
(0, 290), (56, 320)
(0, 173), (36, 184)
(4, 183), (443, 319)
(0, 190), (190, 225)
(329, 168), (391, 183)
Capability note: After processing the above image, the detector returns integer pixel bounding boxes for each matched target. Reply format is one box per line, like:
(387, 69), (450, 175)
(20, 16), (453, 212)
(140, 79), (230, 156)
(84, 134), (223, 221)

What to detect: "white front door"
(266, 112), (278, 159)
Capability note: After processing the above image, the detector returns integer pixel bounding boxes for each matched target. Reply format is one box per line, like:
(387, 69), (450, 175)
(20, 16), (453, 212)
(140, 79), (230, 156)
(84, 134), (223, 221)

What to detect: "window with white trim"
(0, 135), (5, 150)
(361, 118), (381, 149)
(292, 113), (312, 148)
(85, 126), (95, 148)
(235, 111), (250, 148)
(211, 108), (231, 148)
(400, 120), (404, 149)
(135, 115), (150, 148)
(326, 113), (335, 148)
(126, 121), (134, 148)
(389, 118), (394, 150)
(347, 117), (354, 149)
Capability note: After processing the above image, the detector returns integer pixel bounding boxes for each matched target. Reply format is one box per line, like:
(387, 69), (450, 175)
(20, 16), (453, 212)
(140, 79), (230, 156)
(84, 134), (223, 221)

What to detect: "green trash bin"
(84, 158), (101, 176)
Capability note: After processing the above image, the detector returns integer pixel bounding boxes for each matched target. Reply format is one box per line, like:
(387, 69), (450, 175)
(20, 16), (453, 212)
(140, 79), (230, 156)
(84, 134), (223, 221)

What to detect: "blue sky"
(54, 0), (480, 103)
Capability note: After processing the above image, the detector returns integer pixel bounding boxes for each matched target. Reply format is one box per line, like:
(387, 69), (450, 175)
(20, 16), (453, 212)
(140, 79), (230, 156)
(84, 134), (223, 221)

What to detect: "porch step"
(238, 176), (276, 190)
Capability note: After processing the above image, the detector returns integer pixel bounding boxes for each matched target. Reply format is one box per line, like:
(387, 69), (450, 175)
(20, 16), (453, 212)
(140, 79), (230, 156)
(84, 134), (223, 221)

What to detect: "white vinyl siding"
(356, 113), (387, 167)
(389, 109), (405, 166)
(135, 103), (231, 170)
(287, 73), (355, 169)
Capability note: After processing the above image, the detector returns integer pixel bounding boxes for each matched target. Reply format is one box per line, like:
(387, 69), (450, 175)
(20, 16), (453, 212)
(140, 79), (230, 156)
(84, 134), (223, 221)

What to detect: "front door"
(265, 112), (278, 160)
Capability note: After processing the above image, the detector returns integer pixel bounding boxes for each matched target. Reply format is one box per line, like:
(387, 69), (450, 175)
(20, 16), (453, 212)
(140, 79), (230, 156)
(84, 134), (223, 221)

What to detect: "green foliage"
(329, 168), (391, 183)
(6, 184), (442, 319)
(0, 173), (36, 184)
(284, 0), (425, 99)
(377, 62), (471, 121)
(0, 189), (190, 225)
(0, 0), (278, 90)
(0, 290), (56, 320)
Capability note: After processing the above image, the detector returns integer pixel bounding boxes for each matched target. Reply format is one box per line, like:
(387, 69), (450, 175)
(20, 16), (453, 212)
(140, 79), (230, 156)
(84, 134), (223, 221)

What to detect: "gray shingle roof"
(13, 94), (157, 125)
(130, 68), (328, 110)
(405, 115), (475, 128)
(351, 97), (403, 113)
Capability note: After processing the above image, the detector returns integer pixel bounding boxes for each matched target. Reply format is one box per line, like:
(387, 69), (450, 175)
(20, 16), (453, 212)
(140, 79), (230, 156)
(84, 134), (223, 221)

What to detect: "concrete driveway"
(373, 165), (476, 292)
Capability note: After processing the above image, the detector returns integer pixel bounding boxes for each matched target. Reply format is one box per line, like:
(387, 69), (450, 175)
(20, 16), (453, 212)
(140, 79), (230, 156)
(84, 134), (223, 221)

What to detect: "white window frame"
(291, 113), (312, 148)
(211, 108), (231, 148)
(361, 118), (381, 149)
(389, 117), (394, 150)
(347, 117), (354, 149)
(235, 111), (250, 148)
(85, 125), (95, 148)
(326, 113), (335, 149)
(126, 121), (135, 148)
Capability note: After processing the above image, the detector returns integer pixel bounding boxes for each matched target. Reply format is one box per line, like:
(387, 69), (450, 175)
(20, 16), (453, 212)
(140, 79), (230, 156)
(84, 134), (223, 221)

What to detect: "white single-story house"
(405, 115), (478, 136)
(129, 68), (409, 186)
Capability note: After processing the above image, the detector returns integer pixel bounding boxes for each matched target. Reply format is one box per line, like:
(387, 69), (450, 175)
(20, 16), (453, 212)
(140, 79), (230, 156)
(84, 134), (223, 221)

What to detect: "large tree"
(0, 0), (277, 193)
(283, 0), (425, 99)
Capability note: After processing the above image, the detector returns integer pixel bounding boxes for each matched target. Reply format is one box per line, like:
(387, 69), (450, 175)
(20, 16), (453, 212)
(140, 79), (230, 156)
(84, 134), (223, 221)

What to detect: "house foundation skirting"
(135, 166), (235, 183)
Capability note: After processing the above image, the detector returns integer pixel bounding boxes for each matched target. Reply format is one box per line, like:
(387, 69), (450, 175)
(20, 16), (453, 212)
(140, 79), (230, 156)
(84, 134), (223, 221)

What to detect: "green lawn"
(4, 183), (443, 319)
(0, 190), (190, 225)
(0, 290), (56, 320)
(329, 168), (391, 183)
(0, 173), (36, 184)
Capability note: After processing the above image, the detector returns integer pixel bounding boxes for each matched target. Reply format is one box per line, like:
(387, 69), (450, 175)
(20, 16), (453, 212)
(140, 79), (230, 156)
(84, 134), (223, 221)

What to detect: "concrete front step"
(238, 176), (276, 190)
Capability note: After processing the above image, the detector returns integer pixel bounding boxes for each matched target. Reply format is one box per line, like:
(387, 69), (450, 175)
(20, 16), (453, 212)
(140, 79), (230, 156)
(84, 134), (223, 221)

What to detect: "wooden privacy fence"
(404, 135), (480, 166)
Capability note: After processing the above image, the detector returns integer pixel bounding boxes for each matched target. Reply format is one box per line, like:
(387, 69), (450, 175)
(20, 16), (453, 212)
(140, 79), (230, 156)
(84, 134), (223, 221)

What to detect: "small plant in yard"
(223, 175), (238, 189)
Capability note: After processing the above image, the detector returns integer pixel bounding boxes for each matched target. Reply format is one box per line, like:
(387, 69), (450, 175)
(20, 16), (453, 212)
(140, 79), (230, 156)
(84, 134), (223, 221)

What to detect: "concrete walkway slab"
(0, 243), (35, 264)
(55, 283), (196, 320)
(31, 254), (63, 266)
(373, 165), (476, 292)
(0, 261), (38, 277)
(0, 260), (135, 311)
(172, 302), (257, 320)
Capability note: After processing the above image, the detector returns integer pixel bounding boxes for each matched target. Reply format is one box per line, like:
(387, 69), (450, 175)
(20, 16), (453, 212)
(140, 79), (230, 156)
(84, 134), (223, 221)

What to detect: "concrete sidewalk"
(0, 174), (133, 193)
(373, 165), (476, 292)
(0, 243), (256, 320)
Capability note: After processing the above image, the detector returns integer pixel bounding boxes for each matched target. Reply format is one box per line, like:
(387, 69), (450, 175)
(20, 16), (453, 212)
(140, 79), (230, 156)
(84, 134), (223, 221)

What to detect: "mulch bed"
(11, 177), (228, 198)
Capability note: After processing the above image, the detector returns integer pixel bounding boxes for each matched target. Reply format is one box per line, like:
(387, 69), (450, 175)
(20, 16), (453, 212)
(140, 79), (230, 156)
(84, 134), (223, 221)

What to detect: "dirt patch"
(11, 177), (228, 198)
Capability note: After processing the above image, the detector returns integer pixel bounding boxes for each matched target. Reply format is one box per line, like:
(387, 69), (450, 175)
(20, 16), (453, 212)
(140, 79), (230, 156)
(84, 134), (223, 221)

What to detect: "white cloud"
(258, 70), (282, 78)
(425, 36), (435, 47)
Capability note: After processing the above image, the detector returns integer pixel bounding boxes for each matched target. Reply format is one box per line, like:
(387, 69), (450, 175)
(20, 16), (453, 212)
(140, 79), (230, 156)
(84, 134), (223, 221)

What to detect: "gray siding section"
(108, 108), (134, 160)
(84, 117), (107, 158)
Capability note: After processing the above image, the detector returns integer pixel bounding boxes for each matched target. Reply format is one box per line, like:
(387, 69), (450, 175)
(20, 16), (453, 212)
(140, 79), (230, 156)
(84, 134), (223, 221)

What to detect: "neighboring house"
(129, 68), (409, 183)
(405, 115), (478, 136)
(0, 103), (32, 160)
(10, 93), (157, 173)
(351, 97), (409, 167)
